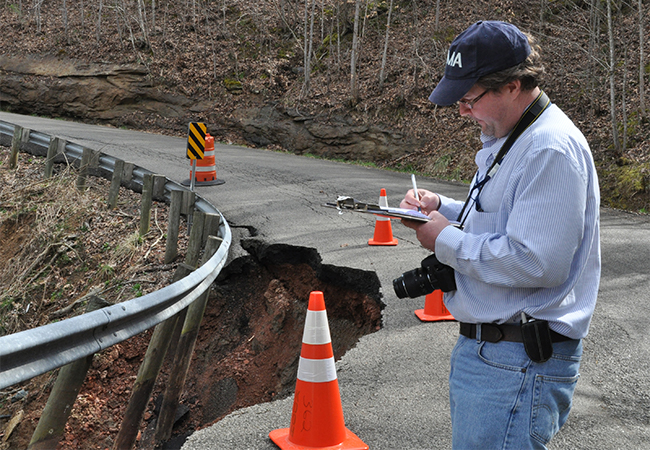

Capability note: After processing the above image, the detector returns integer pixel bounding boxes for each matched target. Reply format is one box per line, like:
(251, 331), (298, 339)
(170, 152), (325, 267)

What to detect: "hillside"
(1, 0), (649, 212)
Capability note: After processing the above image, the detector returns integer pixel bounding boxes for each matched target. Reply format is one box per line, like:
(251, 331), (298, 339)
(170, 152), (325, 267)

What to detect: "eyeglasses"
(459, 89), (489, 110)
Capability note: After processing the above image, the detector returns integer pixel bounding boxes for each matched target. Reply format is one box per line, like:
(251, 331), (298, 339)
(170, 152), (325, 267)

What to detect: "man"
(400, 21), (601, 449)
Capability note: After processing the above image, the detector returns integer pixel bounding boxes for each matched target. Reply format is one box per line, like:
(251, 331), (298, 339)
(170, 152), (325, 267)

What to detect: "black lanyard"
(456, 91), (551, 229)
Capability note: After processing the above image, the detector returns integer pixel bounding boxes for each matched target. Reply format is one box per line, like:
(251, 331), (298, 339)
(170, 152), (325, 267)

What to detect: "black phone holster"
(521, 319), (554, 363)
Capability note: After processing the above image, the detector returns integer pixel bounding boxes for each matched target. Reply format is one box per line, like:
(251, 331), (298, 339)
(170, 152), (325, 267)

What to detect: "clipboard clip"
(333, 196), (380, 211)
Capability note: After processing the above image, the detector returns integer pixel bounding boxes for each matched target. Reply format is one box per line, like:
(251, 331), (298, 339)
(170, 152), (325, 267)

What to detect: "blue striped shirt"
(436, 103), (601, 339)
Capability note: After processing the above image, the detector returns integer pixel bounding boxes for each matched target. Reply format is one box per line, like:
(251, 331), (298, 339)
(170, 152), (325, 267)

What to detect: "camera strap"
(456, 90), (551, 228)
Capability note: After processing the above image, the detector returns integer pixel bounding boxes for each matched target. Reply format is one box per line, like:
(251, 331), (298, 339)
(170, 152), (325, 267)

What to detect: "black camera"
(393, 254), (457, 298)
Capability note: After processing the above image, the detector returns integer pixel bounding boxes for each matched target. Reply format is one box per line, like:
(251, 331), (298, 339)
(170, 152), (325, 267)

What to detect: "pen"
(411, 174), (421, 212)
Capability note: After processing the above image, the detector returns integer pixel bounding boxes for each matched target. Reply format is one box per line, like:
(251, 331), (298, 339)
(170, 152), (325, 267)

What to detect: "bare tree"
(622, 47), (628, 153)
(151, 0), (156, 30)
(302, 0), (317, 96)
(33, 0), (43, 33)
(336, 0), (341, 66)
(379, 0), (394, 88)
(137, 0), (150, 49)
(350, 0), (361, 99)
(587, 0), (602, 114)
(114, 0), (124, 47)
(96, 0), (103, 44)
(62, 0), (69, 44)
(639, 0), (646, 119)
(606, 0), (621, 155)
(434, 0), (440, 31)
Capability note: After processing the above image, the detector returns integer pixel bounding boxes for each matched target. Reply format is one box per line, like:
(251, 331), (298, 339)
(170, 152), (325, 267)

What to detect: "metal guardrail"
(0, 120), (232, 390)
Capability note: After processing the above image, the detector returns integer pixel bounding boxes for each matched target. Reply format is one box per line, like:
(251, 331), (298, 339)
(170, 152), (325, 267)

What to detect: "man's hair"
(477, 32), (544, 92)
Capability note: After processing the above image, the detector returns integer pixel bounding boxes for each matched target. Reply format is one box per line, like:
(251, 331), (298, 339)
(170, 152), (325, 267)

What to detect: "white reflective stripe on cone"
(302, 310), (331, 345)
(297, 356), (337, 383)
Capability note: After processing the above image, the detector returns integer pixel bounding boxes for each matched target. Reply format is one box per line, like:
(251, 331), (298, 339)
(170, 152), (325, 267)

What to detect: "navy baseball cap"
(429, 21), (531, 106)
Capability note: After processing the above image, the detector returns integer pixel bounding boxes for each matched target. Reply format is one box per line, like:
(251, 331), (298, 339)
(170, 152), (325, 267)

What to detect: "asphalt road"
(2, 111), (649, 449)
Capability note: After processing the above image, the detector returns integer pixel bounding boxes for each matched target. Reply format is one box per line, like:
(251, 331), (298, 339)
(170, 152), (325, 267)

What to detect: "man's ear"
(505, 79), (521, 96)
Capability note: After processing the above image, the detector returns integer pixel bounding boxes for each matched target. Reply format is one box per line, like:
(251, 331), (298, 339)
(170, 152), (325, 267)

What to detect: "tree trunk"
(97, 0), (103, 44)
(302, 0), (312, 95)
(379, 0), (394, 88)
(639, 0), (646, 119)
(607, 0), (621, 156)
(588, 0), (601, 115)
(350, 0), (361, 100)
(622, 47), (628, 153)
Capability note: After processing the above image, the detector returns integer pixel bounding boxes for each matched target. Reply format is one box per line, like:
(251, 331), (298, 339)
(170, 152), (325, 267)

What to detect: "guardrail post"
(140, 173), (154, 236)
(139, 174), (166, 236)
(152, 174), (166, 201)
(112, 264), (193, 450)
(27, 296), (110, 450)
(203, 212), (222, 246)
(164, 190), (183, 264)
(44, 136), (60, 178)
(184, 211), (206, 267)
(123, 162), (135, 186)
(9, 125), (24, 169)
(107, 159), (125, 209)
(181, 191), (195, 216)
(75, 147), (92, 191)
(154, 235), (224, 444)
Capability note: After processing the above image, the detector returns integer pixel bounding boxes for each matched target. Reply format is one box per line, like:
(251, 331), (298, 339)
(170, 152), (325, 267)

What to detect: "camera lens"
(393, 276), (409, 299)
(392, 267), (436, 299)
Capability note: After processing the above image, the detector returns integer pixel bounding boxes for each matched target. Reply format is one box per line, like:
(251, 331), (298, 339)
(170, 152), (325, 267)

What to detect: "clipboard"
(322, 196), (431, 222)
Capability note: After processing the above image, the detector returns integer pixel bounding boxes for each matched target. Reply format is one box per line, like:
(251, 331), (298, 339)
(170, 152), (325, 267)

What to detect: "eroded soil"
(0, 148), (384, 449)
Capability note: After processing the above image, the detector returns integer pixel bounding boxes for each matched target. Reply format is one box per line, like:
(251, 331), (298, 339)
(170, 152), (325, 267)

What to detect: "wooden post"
(154, 235), (223, 444)
(107, 159), (124, 209)
(181, 190), (195, 217)
(44, 137), (60, 178)
(27, 297), (110, 450)
(202, 213), (221, 247)
(152, 174), (167, 202)
(9, 125), (23, 169)
(76, 148), (92, 191)
(112, 265), (193, 450)
(123, 162), (135, 186)
(164, 190), (183, 264)
(182, 190), (196, 236)
(183, 211), (206, 268)
(139, 173), (154, 236)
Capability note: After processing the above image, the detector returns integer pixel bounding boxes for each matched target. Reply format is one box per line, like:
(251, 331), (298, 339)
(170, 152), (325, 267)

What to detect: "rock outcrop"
(0, 55), (416, 162)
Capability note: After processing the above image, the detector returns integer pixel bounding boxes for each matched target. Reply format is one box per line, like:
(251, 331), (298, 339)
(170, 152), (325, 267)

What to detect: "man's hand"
(400, 189), (441, 215)
(401, 211), (450, 251)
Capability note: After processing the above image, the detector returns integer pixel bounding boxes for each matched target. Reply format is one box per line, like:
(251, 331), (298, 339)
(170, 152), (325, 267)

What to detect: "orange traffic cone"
(368, 188), (398, 246)
(269, 291), (368, 450)
(415, 289), (455, 322)
(182, 134), (225, 186)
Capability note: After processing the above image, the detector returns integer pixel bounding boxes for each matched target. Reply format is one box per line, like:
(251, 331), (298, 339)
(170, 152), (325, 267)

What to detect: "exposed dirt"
(0, 148), (384, 449)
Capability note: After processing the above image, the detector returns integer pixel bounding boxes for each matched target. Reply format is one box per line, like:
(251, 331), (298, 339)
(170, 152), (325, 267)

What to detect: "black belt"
(459, 322), (573, 343)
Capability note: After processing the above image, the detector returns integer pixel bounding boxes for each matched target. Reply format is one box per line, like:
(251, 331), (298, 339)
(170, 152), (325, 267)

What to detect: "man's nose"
(459, 103), (472, 117)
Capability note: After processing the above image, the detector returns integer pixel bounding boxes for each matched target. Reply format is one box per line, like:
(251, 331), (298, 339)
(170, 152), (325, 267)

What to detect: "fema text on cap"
(447, 51), (462, 68)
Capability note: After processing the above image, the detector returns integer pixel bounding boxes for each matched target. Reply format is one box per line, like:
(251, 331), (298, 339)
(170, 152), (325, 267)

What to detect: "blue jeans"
(449, 334), (582, 449)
